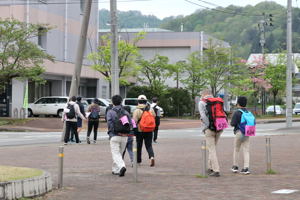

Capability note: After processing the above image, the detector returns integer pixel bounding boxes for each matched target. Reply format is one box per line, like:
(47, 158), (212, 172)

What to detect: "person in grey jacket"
(62, 96), (86, 145)
(106, 95), (131, 177)
(198, 89), (222, 177)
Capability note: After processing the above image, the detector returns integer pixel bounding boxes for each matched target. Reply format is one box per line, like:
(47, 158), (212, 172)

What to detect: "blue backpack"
(238, 109), (256, 136)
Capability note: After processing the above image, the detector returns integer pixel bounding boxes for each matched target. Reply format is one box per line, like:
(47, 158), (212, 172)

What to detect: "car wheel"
(28, 109), (33, 117)
(57, 109), (63, 118)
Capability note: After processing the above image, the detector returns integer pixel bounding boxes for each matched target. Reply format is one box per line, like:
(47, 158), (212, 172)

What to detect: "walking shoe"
(150, 157), (155, 167)
(93, 140), (96, 144)
(87, 137), (90, 144)
(119, 167), (126, 177)
(153, 140), (157, 144)
(63, 143), (68, 145)
(231, 166), (239, 173)
(112, 172), (119, 175)
(209, 171), (220, 177)
(207, 169), (213, 174)
(240, 168), (250, 175)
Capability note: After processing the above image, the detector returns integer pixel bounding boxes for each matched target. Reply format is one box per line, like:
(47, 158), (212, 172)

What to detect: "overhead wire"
(184, 0), (263, 17)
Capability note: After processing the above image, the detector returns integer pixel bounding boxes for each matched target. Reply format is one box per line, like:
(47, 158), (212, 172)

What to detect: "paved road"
(0, 122), (299, 146)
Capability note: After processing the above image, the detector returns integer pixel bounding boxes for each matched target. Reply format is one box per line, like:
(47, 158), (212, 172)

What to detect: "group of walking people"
(61, 89), (252, 178)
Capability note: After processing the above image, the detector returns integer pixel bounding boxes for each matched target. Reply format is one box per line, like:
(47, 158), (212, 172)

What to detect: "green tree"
(0, 19), (54, 90)
(264, 54), (286, 115)
(88, 32), (144, 95)
(138, 55), (173, 97)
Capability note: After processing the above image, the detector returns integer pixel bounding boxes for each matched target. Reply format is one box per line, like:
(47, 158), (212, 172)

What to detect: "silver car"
(293, 103), (300, 115)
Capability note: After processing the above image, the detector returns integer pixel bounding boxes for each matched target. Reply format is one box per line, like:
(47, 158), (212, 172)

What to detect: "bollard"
(201, 140), (207, 176)
(133, 136), (138, 183)
(266, 137), (272, 171)
(58, 146), (64, 189)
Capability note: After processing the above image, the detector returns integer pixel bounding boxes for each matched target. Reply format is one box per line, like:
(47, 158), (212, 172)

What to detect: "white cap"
(138, 95), (147, 100)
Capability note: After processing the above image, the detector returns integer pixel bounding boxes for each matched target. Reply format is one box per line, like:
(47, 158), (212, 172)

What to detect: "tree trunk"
(273, 92), (277, 116)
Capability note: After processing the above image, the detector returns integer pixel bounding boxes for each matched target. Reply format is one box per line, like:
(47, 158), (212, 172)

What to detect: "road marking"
(272, 189), (298, 194)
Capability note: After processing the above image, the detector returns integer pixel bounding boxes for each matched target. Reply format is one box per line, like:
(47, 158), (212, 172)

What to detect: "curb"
(0, 171), (52, 200)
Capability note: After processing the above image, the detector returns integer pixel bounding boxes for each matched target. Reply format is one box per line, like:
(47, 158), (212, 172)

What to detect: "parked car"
(28, 96), (68, 117)
(293, 103), (300, 115)
(122, 98), (164, 117)
(266, 105), (284, 115)
(84, 98), (110, 117)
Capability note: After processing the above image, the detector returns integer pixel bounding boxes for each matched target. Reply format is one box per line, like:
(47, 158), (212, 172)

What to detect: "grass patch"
(195, 174), (208, 178)
(0, 118), (31, 126)
(266, 169), (277, 175)
(0, 165), (43, 182)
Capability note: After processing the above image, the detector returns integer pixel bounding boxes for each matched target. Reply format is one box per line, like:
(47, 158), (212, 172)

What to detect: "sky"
(99, 0), (290, 19)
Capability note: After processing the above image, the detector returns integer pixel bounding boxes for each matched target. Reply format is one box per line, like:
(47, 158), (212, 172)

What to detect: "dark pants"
(64, 121), (79, 143)
(153, 117), (160, 142)
(136, 132), (154, 163)
(87, 120), (99, 141)
(122, 136), (134, 162)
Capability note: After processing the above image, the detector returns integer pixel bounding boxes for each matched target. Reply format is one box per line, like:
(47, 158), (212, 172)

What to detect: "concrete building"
(99, 28), (230, 90)
(0, 0), (107, 117)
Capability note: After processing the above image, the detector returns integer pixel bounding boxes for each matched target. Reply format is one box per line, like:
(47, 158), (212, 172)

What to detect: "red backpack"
(204, 97), (228, 131)
(139, 108), (156, 132)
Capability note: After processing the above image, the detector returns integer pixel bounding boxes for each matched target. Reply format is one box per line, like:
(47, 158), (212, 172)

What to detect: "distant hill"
(99, 2), (300, 58)
(99, 9), (162, 29)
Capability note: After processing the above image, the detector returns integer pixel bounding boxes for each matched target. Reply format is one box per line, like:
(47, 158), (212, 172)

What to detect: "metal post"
(133, 136), (138, 182)
(286, 0), (293, 128)
(201, 140), (207, 176)
(58, 146), (64, 189)
(69, 0), (93, 97)
(266, 137), (271, 171)
(110, 0), (120, 96)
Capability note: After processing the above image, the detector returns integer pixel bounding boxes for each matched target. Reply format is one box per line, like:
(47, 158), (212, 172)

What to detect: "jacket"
(230, 108), (248, 134)
(106, 105), (132, 138)
(87, 103), (100, 121)
(62, 101), (86, 122)
(198, 95), (214, 133)
(133, 104), (156, 132)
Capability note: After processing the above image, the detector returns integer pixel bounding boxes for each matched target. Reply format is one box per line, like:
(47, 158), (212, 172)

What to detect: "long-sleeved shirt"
(198, 95), (214, 133)
(62, 101), (86, 122)
(230, 108), (248, 134)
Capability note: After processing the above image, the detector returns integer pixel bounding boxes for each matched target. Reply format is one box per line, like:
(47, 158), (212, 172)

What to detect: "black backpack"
(89, 108), (100, 119)
(66, 104), (76, 119)
(113, 108), (132, 134)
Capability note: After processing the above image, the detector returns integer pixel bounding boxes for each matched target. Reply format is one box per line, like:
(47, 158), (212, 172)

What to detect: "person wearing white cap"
(133, 94), (156, 167)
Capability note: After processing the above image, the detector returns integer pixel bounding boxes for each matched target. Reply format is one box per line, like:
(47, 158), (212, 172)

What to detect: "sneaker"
(63, 143), (68, 145)
(87, 137), (90, 144)
(112, 172), (119, 175)
(119, 167), (126, 177)
(150, 157), (155, 167)
(209, 171), (220, 177)
(93, 140), (96, 144)
(207, 169), (213, 174)
(153, 140), (157, 144)
(240, 168), (250, 175)
(231, 166), (239, 173)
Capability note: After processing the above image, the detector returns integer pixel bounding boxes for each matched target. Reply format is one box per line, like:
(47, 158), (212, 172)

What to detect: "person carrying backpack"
(230, 96), (255, 175)
(106, 95), (132, 177)
(86, 98), (100, 144)
(198, 89), (228, 177)
(150, 97), (161, 143)
(62, 96), (87, 145)
(70, 96), (85, 142)
(133, 95), (156, 167)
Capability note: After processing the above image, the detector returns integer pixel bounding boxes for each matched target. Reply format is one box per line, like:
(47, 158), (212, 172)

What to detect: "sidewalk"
(1, 117), (300, 132)
(0, 132), (299, 199)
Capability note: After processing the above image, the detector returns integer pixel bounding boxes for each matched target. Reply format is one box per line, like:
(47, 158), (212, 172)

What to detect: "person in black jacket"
(230, 96), (251, 175)
(70, 96), (85, 142)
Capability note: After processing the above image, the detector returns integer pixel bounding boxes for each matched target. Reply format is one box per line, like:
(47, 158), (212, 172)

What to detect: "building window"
(102, 86), (107, 99)
(38, 27), (47, 50)
(80, 0), (85, 13)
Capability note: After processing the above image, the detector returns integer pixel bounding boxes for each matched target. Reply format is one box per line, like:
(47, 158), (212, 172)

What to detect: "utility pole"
(110, 0), (120, 96)
(69, 0), (92, 97)
(286, 0), (293, 127)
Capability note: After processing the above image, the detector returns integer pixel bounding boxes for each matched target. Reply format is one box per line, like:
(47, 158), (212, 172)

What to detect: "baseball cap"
(138, 95), (147, 100)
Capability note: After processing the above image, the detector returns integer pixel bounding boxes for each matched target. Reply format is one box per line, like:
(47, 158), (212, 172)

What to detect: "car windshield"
(295, 104), (300, 108)
(125, 99), (138, 106)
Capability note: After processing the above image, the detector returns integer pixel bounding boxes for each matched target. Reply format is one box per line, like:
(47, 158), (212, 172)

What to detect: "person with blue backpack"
(86, 98), (100, 144)
(230, 96), (256, 175)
